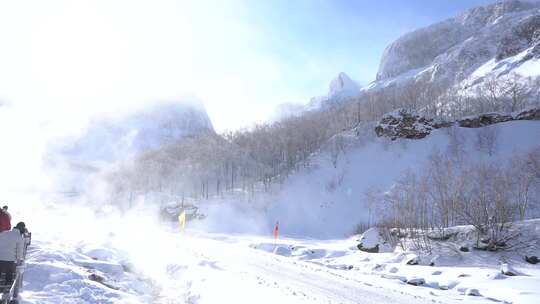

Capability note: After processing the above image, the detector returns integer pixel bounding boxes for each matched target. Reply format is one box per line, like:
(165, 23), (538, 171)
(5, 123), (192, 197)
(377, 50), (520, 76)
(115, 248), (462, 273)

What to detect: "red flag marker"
(273, 221), (279, 241)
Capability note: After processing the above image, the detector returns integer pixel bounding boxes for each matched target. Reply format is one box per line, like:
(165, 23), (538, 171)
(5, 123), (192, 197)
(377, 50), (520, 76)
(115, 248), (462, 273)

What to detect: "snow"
(514, 57), (540, 77)
(7, 115), (538, 303)
(306, 72), (361, 110)
(357, 228), (394, 253)
(368, 1), (540, 99)
(11, 193), (539, 304)
(467, 46), (540, 83)
(255, 120), (540, 238)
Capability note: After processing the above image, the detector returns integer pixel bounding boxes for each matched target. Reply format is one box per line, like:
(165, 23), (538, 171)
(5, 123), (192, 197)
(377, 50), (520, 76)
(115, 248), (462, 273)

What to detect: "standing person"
(0, 225), (25, 284)
(11, 222), (28, 299)
(2, 206), (11, 220)
(0, 206), (11, 232)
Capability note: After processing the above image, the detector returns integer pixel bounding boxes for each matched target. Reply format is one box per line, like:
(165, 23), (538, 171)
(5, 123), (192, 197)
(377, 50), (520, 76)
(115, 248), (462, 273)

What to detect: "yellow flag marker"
(178, 211), (186, 232)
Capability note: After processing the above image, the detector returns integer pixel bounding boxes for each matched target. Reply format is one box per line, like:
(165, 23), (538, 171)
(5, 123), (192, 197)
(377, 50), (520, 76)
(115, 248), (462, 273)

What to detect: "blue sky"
(0, 0), (497, 131)
(240, 0), (496, 85)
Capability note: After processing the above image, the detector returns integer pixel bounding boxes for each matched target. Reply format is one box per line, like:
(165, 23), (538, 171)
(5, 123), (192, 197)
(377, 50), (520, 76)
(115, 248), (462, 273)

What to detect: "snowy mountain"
(298, 1), (540, 114)
(45, 100), (214, 193)
(368, 0), (540, 92)
(56, 101), (213, 164)
(268, 102), (306, 122)
(307, 72), (361, 110)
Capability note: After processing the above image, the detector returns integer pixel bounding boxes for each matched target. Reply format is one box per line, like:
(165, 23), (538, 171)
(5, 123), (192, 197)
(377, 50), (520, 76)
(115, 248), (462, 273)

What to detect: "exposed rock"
(357, 228), (394, 253)
(406, 277), (425, 286)
(373, 0), (540, 100)
(457, 113), (513, 128)
(426, 231), (457, 241)
(525, 255), (539, 264)
(357, 243), (379, 253)
(88, 273), (120, 291)
(375, 107), (540, 140)
(501, 263), (520, 276)
(307, 72), (361, 110)
(465, 288), (481, 296)
(459, 246), (470, 252)
(88, 273), (105, 284)
(374, 109), (444, 140)
(429, 255), (441, 266)
(405, 255), (419, 265)
(515, 108), (540, 120)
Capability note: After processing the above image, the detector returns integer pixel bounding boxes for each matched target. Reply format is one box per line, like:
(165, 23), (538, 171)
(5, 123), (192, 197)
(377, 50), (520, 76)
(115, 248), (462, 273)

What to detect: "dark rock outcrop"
(374, 109), (447, 140)
(525, 255), (539, 264)
(406, 277), (425, 286)
(515, 108), (540, 120)
(375, 107), (540, 140)
(357, 243), (379, 253)
(457, 113), (513, 128)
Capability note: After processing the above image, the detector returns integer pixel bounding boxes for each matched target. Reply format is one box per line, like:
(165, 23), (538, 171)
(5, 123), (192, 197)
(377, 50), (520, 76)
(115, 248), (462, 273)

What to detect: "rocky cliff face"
(45, 100), (215, 193)
(56, 101), (214, 164)
(372, 0), (540, 92)
(375, 107), (540, 140)
(308, 72), (361, 110)
(48, 102), (214, 171)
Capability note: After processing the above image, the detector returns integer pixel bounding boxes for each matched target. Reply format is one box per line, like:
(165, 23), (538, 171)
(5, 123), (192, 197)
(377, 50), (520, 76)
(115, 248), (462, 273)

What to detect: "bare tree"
(502, 74), (528, 112)
(475, 126), (499, 156)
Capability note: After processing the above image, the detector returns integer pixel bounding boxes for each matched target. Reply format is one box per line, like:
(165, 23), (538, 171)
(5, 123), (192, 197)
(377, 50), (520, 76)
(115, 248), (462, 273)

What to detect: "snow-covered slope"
(266, 120), (540, 238)
(194, 120), (540, 238)
(370, 0), (540, 92)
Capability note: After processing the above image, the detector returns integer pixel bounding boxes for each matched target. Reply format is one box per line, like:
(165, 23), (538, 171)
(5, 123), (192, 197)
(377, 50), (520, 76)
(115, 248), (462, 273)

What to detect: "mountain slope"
(369, 0), (540, 92)
(45, 100), (214, 193)
(55, 101), (213, 165)
(307, 72), (361, 110)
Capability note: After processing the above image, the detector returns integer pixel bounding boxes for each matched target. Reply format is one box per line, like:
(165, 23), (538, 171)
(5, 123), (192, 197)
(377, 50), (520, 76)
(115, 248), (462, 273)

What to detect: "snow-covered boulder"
(465, 288), (481, 296)
(404, 254), (420, 265)
(74, 259), (125, 277)
(357, 227), (394, 253)
(406, 277), (425, 286)
(501, 263), (521, 276)
(374, 109), (450, 140)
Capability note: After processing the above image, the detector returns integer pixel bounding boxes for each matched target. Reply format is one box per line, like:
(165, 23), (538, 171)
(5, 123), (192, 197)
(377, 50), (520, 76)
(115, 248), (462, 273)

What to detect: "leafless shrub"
(475, 126), (499, 156)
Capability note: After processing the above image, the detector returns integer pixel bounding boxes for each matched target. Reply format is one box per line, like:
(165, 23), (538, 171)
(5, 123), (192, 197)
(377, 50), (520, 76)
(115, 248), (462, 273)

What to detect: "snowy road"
(156, 233), (445, 304)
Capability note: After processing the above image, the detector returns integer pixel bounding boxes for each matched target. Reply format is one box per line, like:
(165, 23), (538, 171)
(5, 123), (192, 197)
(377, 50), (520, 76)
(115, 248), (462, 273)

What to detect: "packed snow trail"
(155, 232), (449, 304)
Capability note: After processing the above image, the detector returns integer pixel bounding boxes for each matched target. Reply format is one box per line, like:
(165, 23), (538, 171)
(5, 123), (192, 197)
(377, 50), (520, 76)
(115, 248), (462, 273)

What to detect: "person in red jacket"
(0, 206), (11, 232)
